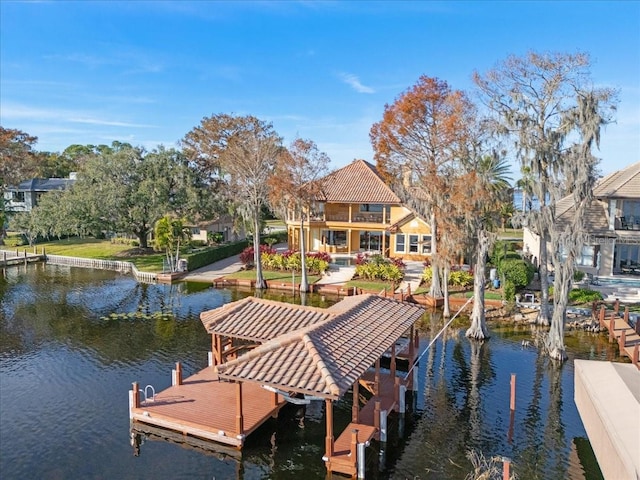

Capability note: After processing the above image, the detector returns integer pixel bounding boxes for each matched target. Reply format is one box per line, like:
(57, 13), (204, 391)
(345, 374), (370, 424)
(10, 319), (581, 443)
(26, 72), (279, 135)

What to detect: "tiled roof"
(214, 294), (425, 400)
(593, 162), (640, 198)
(200, 296), (332, 342)
(555, 196), (611, 234)
(318, 159), (401, 204)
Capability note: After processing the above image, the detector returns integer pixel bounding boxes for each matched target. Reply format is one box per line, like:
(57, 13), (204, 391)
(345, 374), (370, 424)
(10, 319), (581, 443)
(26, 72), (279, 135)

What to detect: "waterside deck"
(130, 366), (286, 448)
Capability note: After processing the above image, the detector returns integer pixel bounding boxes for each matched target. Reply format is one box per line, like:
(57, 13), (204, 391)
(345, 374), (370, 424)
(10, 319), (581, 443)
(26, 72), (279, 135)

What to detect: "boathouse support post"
(399, 384), (406, 414)
(380, 409), (388, 442)
(409, 326), (415, 360)
(394, 376), (400, 404)
(324, 399), (334, 458)
(235, 382), (244, 435)
(207, 351), (213, 367)
(357, 442), (366, 479)
(390, 342), (396, 377)
(352, 380), (359, 423)
(374, 401), (381, 431)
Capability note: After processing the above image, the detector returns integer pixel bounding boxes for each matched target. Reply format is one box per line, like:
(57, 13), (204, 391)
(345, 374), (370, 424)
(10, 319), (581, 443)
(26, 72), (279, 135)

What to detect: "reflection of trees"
(542, 361), (567, 479)
(515, 352), (570, 479)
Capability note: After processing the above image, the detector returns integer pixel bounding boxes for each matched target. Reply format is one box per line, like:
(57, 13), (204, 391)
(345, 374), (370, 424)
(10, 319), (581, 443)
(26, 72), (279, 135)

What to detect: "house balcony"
(615, 216), (640, 231)
(325, 213), (389, 224)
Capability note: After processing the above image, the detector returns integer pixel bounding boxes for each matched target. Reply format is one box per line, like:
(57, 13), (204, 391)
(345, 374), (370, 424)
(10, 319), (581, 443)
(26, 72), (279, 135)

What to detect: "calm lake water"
(0, 263), (621, 479)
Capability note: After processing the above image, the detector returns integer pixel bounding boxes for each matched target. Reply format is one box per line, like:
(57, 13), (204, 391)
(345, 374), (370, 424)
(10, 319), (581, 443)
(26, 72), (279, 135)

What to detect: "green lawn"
(451, 290), (504, 301)
(345, 279), (396, 293)
(224, 269), (322, 284)
(29, 238), (167, 272)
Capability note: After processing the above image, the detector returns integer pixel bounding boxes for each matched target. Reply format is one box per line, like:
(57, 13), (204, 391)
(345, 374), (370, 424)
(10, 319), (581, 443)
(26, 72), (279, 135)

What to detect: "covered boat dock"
(129, 294), (425, 477)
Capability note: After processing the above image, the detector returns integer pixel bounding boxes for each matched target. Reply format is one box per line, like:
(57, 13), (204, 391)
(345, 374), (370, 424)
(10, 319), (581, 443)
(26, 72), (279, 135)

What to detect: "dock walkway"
(597, 305), (640, 369)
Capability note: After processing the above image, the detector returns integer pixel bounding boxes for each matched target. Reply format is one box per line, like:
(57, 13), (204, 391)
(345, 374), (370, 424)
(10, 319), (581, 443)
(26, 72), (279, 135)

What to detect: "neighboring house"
(523, 161), (640, 277)
(4, 174), (76, 212)
(189, 215), (246, 244)
(285, 159), (432, 260)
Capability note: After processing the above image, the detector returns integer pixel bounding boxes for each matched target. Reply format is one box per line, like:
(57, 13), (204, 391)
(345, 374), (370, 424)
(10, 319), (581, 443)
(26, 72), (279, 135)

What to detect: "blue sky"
(1, 1), (638, 178)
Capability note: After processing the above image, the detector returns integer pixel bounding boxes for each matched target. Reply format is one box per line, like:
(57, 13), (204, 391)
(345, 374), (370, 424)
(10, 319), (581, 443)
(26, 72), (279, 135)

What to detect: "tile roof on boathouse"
(200, 294), (425, 400)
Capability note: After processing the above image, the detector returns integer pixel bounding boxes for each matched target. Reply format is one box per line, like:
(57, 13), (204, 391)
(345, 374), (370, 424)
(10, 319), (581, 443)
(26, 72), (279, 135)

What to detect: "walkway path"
(183, 250), (425, 294)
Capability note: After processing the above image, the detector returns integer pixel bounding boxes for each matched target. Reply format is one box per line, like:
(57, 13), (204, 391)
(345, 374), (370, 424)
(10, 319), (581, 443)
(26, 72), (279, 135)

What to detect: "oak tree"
(184, 114), (283, 289)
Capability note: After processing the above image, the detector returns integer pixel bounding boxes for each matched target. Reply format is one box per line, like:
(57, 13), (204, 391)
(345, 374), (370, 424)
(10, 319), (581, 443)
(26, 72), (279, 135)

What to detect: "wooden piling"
(510, 374), (516, 411)
(599, 305), (605, 329)
(619, 330), (626, 352)
(609, 318), (616, 342)
(503, 458), (511, 480)
(614, 299), (620, 315)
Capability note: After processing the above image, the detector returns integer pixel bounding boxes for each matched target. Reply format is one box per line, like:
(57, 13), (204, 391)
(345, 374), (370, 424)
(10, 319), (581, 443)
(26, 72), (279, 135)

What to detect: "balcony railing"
(292, 213), (391, 224)
(615, 216), (640, 231)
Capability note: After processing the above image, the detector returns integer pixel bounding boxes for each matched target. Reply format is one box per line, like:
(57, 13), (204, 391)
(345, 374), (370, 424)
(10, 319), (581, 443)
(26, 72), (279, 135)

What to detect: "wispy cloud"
(338, 73), (375, 94)
(1, 103), (156, 128)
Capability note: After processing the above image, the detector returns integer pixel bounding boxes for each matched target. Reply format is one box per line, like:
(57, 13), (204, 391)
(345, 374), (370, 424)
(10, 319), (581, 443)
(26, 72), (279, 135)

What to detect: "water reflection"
(0, 264), (611, 479)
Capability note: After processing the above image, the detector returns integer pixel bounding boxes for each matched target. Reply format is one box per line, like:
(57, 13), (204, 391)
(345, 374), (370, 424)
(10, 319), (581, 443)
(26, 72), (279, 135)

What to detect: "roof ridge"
(302, 333), (340, 396)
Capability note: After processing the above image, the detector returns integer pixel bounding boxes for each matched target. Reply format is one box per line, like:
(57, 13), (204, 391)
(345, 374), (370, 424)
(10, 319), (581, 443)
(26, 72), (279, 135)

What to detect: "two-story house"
(4, 175), (76, 213)
(523, 161), (640, 277)
(285, 159), (432, 260)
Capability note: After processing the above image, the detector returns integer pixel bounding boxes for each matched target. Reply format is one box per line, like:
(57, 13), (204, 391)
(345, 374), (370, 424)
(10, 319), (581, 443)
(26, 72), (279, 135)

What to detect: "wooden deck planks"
(131, 366), (286, 446)
(601, 314), (640, 368)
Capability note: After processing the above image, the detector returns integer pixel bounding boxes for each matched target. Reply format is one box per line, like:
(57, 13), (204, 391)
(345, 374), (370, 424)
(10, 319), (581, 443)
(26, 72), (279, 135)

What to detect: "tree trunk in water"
(299, 216), (309, 293)
(253, 210), (267, 289)
(466, 230), (490, 340)
(537, 235), (551, 326)
(428, 213), (443, 298)
(545, 263), (569, 361)
(442, 265), (450, 317)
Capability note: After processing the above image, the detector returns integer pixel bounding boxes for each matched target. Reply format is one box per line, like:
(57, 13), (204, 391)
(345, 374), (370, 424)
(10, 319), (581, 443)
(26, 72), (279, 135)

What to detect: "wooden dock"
(597, 304), (640, 369)
(0, 249), (45, 267)
(130, 365), (287, 448)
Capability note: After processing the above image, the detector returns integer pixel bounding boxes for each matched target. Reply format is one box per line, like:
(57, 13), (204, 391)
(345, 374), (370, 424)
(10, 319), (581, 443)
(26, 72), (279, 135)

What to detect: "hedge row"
(186, 240), (248, 271)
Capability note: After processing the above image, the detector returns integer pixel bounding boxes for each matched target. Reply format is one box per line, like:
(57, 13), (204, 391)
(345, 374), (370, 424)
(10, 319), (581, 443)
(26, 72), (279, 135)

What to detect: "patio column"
(348, 229), (352, 255)
(325, 399), (334, 458)
(236, 382), (244, 434)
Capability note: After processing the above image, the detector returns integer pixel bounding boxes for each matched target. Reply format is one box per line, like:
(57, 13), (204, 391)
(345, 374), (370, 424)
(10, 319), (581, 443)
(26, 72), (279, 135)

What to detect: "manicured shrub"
(449, 270), (473, 288)
(239, 245), (276, 266)
(499, 258), (534, 290)
(503, 280), (516, 303)
(354, 254), (404, 282)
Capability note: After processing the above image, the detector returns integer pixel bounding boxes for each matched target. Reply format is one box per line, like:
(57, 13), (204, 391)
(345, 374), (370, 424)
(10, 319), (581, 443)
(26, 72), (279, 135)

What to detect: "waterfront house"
(4, 174), (76, 213)
(523, 161), (640, 277)
(285, 159), (432, 260)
